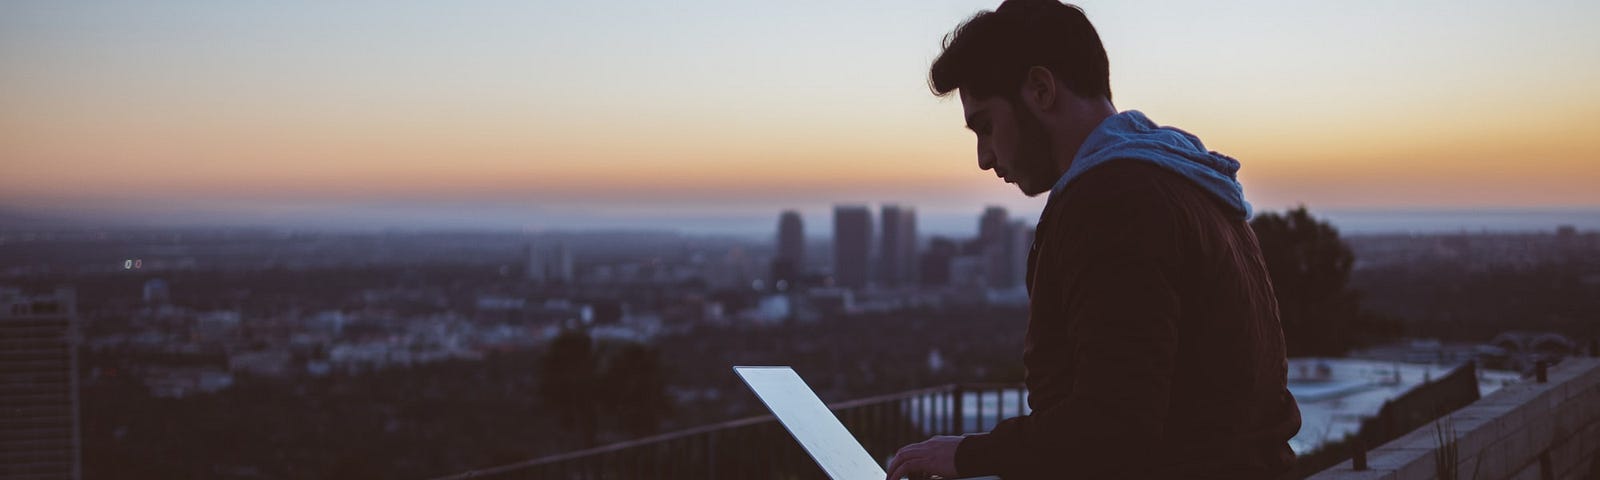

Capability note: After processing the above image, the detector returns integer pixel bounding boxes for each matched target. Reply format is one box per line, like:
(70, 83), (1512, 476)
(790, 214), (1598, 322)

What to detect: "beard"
(1012, 106), (1059, 197)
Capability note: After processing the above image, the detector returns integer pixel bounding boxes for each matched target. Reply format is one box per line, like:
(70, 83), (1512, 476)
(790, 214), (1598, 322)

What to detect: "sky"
(2, 0), (1598, 235)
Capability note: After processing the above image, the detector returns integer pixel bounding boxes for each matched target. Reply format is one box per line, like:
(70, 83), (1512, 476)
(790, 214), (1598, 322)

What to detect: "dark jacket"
(954, 160), (1302, 479)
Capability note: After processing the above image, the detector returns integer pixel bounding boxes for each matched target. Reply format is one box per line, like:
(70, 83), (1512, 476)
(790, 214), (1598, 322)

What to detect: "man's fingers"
(885, 453), (922, 480)
(885, 455), (907, 480)
(888, 460), (924, 480)
(888, 438), (942, 480)
(886, 461), (908, 480)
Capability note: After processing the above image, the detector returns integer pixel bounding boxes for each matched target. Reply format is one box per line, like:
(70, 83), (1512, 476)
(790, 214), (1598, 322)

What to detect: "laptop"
(734, 366), (887, 479)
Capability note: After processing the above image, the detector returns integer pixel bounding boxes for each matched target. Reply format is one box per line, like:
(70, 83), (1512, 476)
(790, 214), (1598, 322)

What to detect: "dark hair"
(929, 0), (1110, 101)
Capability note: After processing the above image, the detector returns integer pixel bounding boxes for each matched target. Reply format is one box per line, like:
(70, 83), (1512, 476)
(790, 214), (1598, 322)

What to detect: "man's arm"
(956, 165), (1184, 478)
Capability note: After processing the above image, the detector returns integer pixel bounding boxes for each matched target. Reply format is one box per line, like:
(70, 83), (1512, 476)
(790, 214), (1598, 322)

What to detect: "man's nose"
(978, 149), (995, 171)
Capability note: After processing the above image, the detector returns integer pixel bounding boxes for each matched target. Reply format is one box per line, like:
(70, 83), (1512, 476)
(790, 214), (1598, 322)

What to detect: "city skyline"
(5, 202), (1600, 239)
(3, 1), (1599, 233)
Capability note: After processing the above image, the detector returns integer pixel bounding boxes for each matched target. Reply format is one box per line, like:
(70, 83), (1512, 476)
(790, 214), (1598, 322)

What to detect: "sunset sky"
(3, 0), (1598, 234)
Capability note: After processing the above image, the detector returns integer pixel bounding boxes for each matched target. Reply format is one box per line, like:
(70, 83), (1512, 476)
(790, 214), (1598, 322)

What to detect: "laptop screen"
(734, 366), (887, 480)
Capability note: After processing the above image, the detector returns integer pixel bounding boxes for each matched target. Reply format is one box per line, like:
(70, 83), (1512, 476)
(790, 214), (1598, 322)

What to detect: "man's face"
(959, 90), (1057, 196)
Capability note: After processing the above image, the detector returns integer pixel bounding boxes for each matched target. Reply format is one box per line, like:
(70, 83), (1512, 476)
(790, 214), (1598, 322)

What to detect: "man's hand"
(885, 435), (961, 480)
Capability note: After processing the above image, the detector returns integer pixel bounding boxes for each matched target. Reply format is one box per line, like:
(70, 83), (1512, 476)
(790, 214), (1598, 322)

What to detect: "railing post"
(990, 388), (1000, 430)
(920, 394), (930, 436)
(976, 387), (984, 431)
(707, 429), (717, 480)
(1351, 436), (1368, 471)
(870, 403), (880, 450)
(1015, 385), (1025, 417)
(654, 438), (664, 480)
(952, 385), (965, 434)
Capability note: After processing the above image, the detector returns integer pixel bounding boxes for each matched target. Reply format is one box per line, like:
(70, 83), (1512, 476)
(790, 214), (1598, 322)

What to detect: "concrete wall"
(1310, 358), (1600, 480)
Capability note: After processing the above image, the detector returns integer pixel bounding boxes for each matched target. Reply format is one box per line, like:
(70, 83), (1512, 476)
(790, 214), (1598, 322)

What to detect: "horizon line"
(3, 205), (1599, 238)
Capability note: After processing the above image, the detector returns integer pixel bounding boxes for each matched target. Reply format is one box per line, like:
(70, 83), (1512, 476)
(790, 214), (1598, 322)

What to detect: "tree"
(1251, 206), (1399, 356)
(539, 330), (600, 447)
(599, 343), (672, 436)
(539, 330), (675, 446)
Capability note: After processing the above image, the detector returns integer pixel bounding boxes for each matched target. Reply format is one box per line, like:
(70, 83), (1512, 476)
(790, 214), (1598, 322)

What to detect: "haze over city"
(3, 0), (1599, 234)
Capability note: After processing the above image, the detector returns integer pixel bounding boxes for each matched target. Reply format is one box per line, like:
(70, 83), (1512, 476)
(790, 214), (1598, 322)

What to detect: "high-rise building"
(978, 206), (1017, 288)
(1, 287), (81, 480)
(949, 255), (988, 288)
(526, 242), (575, 285)
(879, 205), (918, 287)
(979, 206), (1010, 248)
(525, 243), (546, 283)
(772, 210), (805, 286)
(833, 205), (872, 289)
(919, 236), (959, 286)
(552, 243), (575, 284)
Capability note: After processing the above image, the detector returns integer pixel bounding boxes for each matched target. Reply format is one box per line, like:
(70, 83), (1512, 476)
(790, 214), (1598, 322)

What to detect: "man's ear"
(1019, 66), (1057, 113)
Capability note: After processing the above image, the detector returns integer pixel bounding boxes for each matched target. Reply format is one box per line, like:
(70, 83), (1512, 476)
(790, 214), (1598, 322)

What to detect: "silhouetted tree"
(539, 330), (600, 447)
(1252, 206), (1399, 356)
(599, 342), (672, 436)
(538, 330), (676, 445)
(589, 300), (624, 325)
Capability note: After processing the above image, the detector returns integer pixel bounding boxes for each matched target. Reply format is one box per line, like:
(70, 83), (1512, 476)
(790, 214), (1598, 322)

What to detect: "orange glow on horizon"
(3, 0), (1598, 216)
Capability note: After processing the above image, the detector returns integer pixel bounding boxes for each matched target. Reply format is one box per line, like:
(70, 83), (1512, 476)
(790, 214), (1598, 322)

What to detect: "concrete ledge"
(1308, 358), (1600, 480)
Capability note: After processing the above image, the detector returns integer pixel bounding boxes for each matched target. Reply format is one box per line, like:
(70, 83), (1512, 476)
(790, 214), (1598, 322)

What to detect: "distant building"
(194, 311), (242, 341)
(806, 287), (856, 315)
(833, 205), (872, 289)
(524, 243), (546, 283)
(751, 295), (792, 326)
(552, 243), (575, 284)
(879, 205), (918, 287)
(142, 278), (170, 305)
(949, 255), (988, 288)
(978, 207), (1017, 288)
(0, 287), (81, 480)
(141, 366), (233, 399)
(525, 242), (575, 285)
(919, 236), (959, 286)
(228, 350), (294, 378)
(979, 206), (1010, 248)
(772, 210), (805, 287)
(706, 247), (756, 289)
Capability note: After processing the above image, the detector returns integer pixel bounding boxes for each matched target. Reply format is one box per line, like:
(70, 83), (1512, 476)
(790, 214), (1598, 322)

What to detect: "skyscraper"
(979, 206), (1010, 248)
(833, 205), (872, 289)
(552, 243), (575, 285)
(978, 206), (1017, 288)
(526, 242), (575, 285)
(772, 210), (805, 287)
(525, 243), (546, 283)
(1, 287), (80, 480)
(919, 236), (959, 286)
(879, 205), (918, 287)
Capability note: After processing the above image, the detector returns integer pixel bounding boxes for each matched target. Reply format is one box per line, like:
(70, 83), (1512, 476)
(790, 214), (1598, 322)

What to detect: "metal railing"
(431, 383), (1028, 480)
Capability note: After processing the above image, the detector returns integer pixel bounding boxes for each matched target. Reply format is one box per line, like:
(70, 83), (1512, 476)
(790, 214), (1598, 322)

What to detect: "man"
(885, 1), (1301, 479)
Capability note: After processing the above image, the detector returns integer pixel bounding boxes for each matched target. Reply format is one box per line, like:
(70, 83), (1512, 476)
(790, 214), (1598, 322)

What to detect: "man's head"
(930, 0), (1115, 196)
